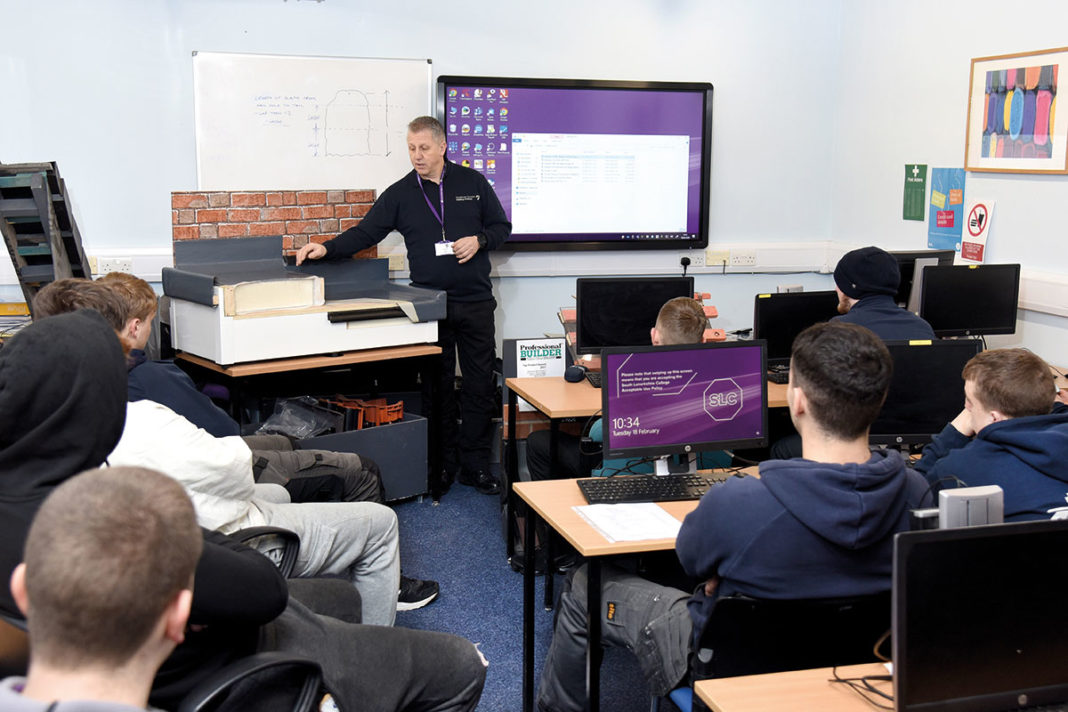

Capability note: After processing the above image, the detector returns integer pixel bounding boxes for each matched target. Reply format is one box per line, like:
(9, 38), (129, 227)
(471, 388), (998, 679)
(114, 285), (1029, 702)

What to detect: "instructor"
(296, 116), (510, 496)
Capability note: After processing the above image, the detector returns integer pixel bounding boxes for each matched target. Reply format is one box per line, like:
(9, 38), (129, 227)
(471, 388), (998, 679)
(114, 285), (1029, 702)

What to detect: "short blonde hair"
(654, 297), (708, 345)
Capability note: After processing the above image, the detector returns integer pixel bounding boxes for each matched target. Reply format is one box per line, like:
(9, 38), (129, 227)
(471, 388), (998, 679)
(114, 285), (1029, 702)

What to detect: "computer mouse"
(564, 364), (588, 383)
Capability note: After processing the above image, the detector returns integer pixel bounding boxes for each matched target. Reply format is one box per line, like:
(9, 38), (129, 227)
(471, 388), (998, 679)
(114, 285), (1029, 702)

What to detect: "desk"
(177, 344), (445, 497)
(513, 477), (698, 712)
(694, 663), (890, 712)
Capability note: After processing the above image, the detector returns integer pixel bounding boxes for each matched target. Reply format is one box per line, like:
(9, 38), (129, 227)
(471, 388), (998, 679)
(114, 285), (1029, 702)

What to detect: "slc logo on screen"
(704, 378), (743, 421)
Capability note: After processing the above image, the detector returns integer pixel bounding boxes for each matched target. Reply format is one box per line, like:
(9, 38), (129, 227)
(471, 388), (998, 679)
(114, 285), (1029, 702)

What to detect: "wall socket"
(729, 248), (757, 267)
(777, 284), (804, 293)
(705, 249), (729, 266)
(686, 250), (706, 268)
(94, 256), (134, 275)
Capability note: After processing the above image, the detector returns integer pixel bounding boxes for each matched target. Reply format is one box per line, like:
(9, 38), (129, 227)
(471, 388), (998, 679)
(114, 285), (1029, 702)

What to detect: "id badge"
(435, 241), (454, 257)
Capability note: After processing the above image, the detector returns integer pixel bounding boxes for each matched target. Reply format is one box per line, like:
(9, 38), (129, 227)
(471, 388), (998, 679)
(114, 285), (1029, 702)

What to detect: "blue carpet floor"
(393, 473), (658, 711)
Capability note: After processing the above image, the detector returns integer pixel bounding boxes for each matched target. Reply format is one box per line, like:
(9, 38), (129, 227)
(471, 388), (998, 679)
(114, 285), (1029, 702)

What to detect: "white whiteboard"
(193, 51), (432, 194)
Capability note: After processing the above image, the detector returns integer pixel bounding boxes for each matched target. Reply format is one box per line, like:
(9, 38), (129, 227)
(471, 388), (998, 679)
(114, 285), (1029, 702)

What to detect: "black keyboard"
(585, 371), (603, 388)
(577, 472), (734, 505)
(767, 369), (789, 384)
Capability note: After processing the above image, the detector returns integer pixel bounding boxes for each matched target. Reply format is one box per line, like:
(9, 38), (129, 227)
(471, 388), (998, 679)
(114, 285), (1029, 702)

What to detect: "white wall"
(2, 0), (1064, 361)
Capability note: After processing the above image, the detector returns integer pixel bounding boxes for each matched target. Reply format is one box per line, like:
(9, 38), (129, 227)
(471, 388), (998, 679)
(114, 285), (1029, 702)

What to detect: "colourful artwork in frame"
(965, 47), (1068, 174)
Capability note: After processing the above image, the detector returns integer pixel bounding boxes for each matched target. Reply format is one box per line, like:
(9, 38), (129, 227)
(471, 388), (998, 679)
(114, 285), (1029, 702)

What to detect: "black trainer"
(458, 468), (501, 495)
(398, 575), (439, 611)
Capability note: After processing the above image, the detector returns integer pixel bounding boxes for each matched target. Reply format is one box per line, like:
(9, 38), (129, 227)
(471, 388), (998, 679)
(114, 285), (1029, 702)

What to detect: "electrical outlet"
(96, 256), (133, 275)
(729, 248), (757, 268)
(705, 249), (729, 266)
(688, 250), (706, 268)
(386, 253), (405, 271)
(777, 284), (804, 293)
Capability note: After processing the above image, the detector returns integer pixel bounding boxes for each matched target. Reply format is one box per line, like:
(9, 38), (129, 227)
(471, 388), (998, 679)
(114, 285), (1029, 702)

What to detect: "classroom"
(2, 1), (1068, 711)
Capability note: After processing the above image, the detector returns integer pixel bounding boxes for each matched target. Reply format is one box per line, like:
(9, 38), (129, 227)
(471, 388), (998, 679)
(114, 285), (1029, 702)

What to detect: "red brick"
(172, 210), (178, 225)
(199, 224), (218, 239)
(327, 190), (346, 203)
(310, 234), (333, 244)
(208, 192), (231, 208)
(339, 218), (361, 231)
(232, 192), (266, 207)
(297, 191), (328, 205)
(292, 236), (310, 248)
(175, 209), (193, 224)
(302, 205), (333, 219)
(318, 218), (339, 233)
(227, 208), (261, 222)
(281, 191), (297, 204)
(333, 205), (352, 219)
(196, 209), (227, 223)
(172, 193), (208, 209)
(281, 236), (294, 250)
(263, 207), (302, 221)
(266, 192), (285, 206)
(173, 225), (200, 240)
(218, 223), (249, 238)
(352, 204), (372, 217)
(248, 221), (286, 236)
(345, 190), (375, 203)
(286, 220), (318, 234)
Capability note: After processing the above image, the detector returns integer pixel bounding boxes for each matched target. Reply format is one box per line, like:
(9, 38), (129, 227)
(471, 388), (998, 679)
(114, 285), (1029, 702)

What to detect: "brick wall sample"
(171, 189), (377, 259)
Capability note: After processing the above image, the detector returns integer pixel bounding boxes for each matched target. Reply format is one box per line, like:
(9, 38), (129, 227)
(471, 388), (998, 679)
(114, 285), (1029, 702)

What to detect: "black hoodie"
(0, 310), (127, 617)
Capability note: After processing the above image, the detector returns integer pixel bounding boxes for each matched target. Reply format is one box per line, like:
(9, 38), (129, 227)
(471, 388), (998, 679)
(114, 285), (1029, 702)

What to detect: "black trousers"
(438, 298), (497, 474)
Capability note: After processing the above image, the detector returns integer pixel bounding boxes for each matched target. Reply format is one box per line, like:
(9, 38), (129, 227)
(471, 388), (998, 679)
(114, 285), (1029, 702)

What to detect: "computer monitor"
(893, 520), (1068, 712)
(600, 341), (768, 473)
(869, 339), (982, 447)
(888, 249), (956, 309)
(752, 291), (839, 368)
(575, 277), (695, 356)
(919, 263), (1021, 337)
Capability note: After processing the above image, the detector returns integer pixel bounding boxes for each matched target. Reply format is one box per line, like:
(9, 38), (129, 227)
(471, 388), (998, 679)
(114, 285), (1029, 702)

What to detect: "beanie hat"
(834, 247), (900, 300)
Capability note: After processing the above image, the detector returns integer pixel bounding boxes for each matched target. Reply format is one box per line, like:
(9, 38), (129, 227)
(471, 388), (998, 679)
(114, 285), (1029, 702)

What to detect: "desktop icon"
(486, 142), (495, 152)
(461, 89), (472, 98)
(499, 107), (509, 118)
(449, 123), (458, 133)
(499, 125), (508, 134)
(474, 88), (483, 98)
(474, 159), (484, 170)
(461, 142), (471, 152)
(486, 125), (496, 135)
(474, 107), (483, 117)
(448, 88), (458, 98)
(449, 106), (458, 116)
(448, 141), (459, 152)
(487, 178), (496, 186)
(461, 124), (471, 135)
(486, 108), (495, 118)
(474, 124), (484, 134)
(461, 106), (471, 116)
(474, 143), (483, 153)
(462, 159), (471, 167)
(487, 159), (496, 171)
(488, 89), (497, 98)
(500, 89), (509, 99)
(499, 142), (508, 152)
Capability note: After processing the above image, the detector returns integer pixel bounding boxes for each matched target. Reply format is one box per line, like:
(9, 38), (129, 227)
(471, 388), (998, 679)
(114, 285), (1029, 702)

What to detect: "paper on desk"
(573, 503), (682, 543)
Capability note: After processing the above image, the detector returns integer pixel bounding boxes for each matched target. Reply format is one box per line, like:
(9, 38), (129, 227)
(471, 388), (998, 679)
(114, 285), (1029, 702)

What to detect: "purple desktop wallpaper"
(443, 83), (706, 242)
(603, 345), (765, 454)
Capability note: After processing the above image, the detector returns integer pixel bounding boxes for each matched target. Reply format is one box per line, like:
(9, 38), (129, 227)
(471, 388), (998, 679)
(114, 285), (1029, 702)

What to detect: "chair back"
(693, 591), (890, 681)
(177, 652), (324, 712)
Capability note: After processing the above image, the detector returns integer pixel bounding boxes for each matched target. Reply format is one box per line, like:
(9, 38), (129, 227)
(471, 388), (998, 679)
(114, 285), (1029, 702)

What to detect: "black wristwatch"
(476, 234), (487, 250)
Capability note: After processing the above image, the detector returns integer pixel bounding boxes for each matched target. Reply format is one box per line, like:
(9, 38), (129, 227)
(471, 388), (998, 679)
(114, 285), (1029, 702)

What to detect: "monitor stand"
(653, 453), (698, 477)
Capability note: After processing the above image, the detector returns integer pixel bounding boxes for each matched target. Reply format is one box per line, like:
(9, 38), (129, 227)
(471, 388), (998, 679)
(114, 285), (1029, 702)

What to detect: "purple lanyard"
(416, 167), (447, 242)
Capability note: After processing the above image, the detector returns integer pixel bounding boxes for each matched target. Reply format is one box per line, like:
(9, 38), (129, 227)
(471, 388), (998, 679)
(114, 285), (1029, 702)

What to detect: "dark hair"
(407, 116), (445, 141)
(655, 297), (708, 345)
(32, 278), (129, 332)
(23, 467), (201, 669)
(790, 322), (893, 440)
(962, 348), (1054, 418)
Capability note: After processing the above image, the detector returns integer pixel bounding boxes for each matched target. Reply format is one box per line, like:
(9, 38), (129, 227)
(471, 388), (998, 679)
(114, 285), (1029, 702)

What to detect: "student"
(97, 272), (385, 508)
(525, 296), (730, 482)
(0, 308), (488, 712)
(31, 279), (428, 625)
(536, 322), (930, 711)
(831, 245), (936, 340)
(297, 116), (512, 497)
(914, 348), (1068, 520)
(1, 467), (202, 712)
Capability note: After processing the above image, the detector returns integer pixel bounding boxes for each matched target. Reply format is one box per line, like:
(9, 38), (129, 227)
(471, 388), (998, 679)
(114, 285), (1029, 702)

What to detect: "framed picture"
(964, 46), (1067, 174)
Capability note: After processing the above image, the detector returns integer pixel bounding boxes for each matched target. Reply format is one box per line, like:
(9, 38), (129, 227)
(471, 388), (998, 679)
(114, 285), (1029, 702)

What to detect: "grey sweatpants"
(537, 564), (693, 712)
(243, 433), (384, 504)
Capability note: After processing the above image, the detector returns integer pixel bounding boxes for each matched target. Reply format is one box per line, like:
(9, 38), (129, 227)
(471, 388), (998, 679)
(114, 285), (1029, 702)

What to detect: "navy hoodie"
(914, 410), (1068, 520)
(832, 294), (935, 341)
(675, 449), (928, 634)
(127, 349), (239, 438)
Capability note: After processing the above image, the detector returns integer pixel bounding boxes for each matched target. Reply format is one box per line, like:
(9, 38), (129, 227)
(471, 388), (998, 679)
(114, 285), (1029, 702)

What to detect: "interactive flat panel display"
(601, 341), (768, 461)
(436, 76), (713, 251)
